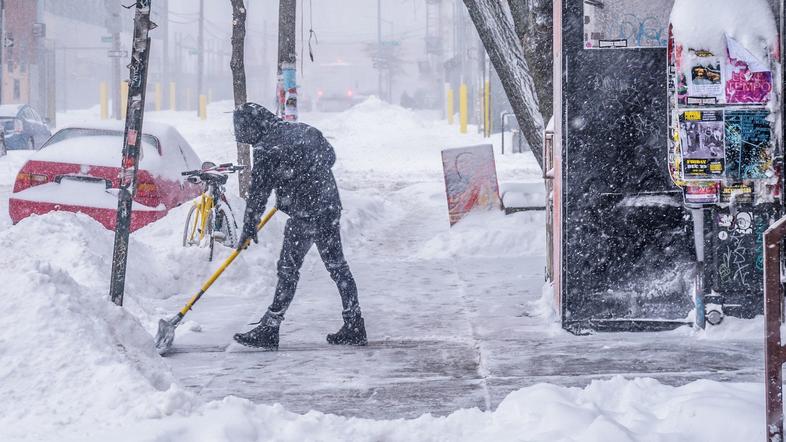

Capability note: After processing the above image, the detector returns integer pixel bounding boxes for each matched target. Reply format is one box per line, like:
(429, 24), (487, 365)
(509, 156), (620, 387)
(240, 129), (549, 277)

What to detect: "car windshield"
(43, 128), (160, 153)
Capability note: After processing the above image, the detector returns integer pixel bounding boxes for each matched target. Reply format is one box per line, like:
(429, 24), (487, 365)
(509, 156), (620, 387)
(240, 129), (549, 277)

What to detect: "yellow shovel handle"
(178, 208), (278, 316)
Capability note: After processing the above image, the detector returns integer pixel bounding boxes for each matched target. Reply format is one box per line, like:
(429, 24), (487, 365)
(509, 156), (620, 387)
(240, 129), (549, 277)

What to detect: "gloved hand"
(237, 208), (263, 249)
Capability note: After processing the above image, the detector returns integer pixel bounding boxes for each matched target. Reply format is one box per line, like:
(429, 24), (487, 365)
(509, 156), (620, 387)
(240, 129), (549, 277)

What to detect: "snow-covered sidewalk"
(0, 99), (773, 441)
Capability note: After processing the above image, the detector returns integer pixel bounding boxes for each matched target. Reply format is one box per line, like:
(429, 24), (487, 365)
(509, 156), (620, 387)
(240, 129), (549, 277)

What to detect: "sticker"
(683, 182), (719, 205)
(680, 110), (725, 179)
(127, 129), (138, 146)
(719, 183), (754, 204)
(724, 110), (772, 180)
(583, 0), (669, 49)
(725, 35), (773, 104)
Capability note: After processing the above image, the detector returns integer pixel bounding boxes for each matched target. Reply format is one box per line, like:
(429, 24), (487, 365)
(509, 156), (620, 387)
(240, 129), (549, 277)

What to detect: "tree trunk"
(230, 0), (251, 198)
(463, 0), (545, 169)
(507, 0), (553, 121)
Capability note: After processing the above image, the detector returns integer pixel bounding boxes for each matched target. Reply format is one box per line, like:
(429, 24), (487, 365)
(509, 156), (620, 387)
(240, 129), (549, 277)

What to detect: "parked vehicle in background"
(0, 132), (7, 157)
(9, 121), (202, 231)
(0, 104), (52, 150)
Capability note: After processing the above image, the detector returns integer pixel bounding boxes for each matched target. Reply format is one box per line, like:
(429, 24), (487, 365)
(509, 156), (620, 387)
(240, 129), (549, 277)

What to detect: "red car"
(9, 122), (202, 231)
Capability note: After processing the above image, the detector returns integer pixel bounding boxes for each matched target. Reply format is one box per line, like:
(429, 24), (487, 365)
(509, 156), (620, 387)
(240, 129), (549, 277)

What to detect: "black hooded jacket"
(238, 105), (342, 221)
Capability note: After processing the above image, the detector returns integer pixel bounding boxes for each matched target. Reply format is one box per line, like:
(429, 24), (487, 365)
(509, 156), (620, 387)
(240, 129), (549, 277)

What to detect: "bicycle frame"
(188, 186), (216, 245)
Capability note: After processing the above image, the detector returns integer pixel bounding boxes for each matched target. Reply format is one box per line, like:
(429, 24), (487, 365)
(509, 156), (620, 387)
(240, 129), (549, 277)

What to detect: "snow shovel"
(154, 208), (278, 355)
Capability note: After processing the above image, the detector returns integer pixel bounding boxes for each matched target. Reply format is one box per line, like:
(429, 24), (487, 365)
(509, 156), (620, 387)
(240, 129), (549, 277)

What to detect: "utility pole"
(196, 0), (204, 115)
(162, 0), (169, 109)
(0, 0), (5, 104)
(377, 0), (383, 100)
(107, 0), (122, 120)
(277, 0), (297, 121)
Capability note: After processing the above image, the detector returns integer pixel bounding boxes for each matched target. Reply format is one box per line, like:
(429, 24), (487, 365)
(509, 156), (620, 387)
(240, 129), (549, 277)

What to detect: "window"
(13, 80), (20, 100)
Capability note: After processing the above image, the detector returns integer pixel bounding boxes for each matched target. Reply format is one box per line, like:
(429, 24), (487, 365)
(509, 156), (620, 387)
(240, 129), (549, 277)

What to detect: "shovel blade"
(154, 315), (180, 355)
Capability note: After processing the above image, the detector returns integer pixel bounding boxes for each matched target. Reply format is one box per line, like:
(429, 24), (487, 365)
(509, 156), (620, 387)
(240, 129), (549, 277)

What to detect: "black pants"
(268, 212), (361, 321)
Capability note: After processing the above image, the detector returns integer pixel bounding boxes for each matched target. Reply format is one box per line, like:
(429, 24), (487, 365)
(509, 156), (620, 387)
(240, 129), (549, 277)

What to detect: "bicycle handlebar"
(181, 163), (247, 177)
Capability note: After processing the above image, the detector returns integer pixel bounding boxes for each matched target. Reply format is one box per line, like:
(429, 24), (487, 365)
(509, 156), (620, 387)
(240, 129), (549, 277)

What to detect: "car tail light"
(14, 172), (48, 191)
(14, 119), (22, 133)
(136, 181), (158, 197)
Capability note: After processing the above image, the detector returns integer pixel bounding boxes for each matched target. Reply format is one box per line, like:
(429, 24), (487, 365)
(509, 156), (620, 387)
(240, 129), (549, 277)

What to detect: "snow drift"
(0, 213), (195, 441)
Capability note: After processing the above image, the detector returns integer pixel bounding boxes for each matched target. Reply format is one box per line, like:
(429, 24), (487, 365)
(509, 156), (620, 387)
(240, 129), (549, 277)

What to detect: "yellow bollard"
(483, 80), (491, 138)
(447, 88), (455, 125)
(169, 82), (176, 111)
(120, 81), (129, 120)
(154, 83), (162, 111)
(459, 83), (468, 134)
(199, 95), (207, 120)
(99, 82), (109, 120)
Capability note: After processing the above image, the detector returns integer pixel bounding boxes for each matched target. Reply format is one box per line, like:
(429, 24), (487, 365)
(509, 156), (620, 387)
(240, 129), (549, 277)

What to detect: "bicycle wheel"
(213, 205), (238, 248)
(206, 210), (216, 262)
(183, 205), (199, 247)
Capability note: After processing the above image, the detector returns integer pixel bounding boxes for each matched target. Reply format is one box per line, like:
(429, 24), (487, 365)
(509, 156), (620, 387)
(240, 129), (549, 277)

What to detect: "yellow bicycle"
(182, 162), (243, 261)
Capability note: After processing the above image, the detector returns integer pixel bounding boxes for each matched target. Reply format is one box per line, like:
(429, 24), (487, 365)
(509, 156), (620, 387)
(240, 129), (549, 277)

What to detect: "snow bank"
(416, 210), (546, 260)
(0, 213), (195, 441)
(670, 0), (778, 60)
(103, 376), (764, 442)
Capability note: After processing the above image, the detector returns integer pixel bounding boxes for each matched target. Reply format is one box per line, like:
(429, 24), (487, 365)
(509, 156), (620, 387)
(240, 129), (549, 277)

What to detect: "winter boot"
(327, 316), (367, 346)
(233, 310), (282, 350)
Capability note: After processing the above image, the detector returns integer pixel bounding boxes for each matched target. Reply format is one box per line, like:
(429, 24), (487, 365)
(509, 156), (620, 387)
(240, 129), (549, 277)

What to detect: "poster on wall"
(441, 145), (501, 226)
(683, 182), (719, 205)
(679, 110), (725, 179)
(725, 35), (773, 104)
(584, 0), (673, 49)
(725, 109), (772, 179)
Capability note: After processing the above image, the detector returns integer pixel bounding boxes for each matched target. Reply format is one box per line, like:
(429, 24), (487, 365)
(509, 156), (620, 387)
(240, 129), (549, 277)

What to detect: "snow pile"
(0, 213), (195, 441)
(103, 376), (763, 442)
(670, 0), (777, 58)
(417, 210), (545, 260)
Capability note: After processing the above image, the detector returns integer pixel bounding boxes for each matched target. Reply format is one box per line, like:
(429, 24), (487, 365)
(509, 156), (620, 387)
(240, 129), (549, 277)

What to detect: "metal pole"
(162, 0), (169, 109)
(0, 0), (5, 104)
(764, 216), (786, 441)
(196, 0), (204, 114)
(377, 0), (382, 99)
(111, 2), (122, 119)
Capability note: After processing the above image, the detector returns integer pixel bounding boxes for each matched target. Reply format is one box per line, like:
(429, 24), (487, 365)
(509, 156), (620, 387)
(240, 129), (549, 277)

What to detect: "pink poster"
(725, 35), (773, 104)
(441, 144), (502, 226)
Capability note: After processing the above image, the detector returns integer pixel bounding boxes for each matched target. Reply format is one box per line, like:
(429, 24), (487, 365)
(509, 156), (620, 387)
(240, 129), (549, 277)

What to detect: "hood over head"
(233, 102), (278, 145)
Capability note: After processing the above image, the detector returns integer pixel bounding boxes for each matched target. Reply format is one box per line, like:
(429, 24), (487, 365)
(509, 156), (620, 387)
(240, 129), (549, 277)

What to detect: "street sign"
(32, 23), (46, 38)
(108, 50), (128, 58)
(101, 36), (114, 43)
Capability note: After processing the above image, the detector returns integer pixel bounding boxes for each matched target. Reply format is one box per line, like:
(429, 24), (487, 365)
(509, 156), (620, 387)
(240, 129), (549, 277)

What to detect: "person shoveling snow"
(232, 102), (367, 350)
